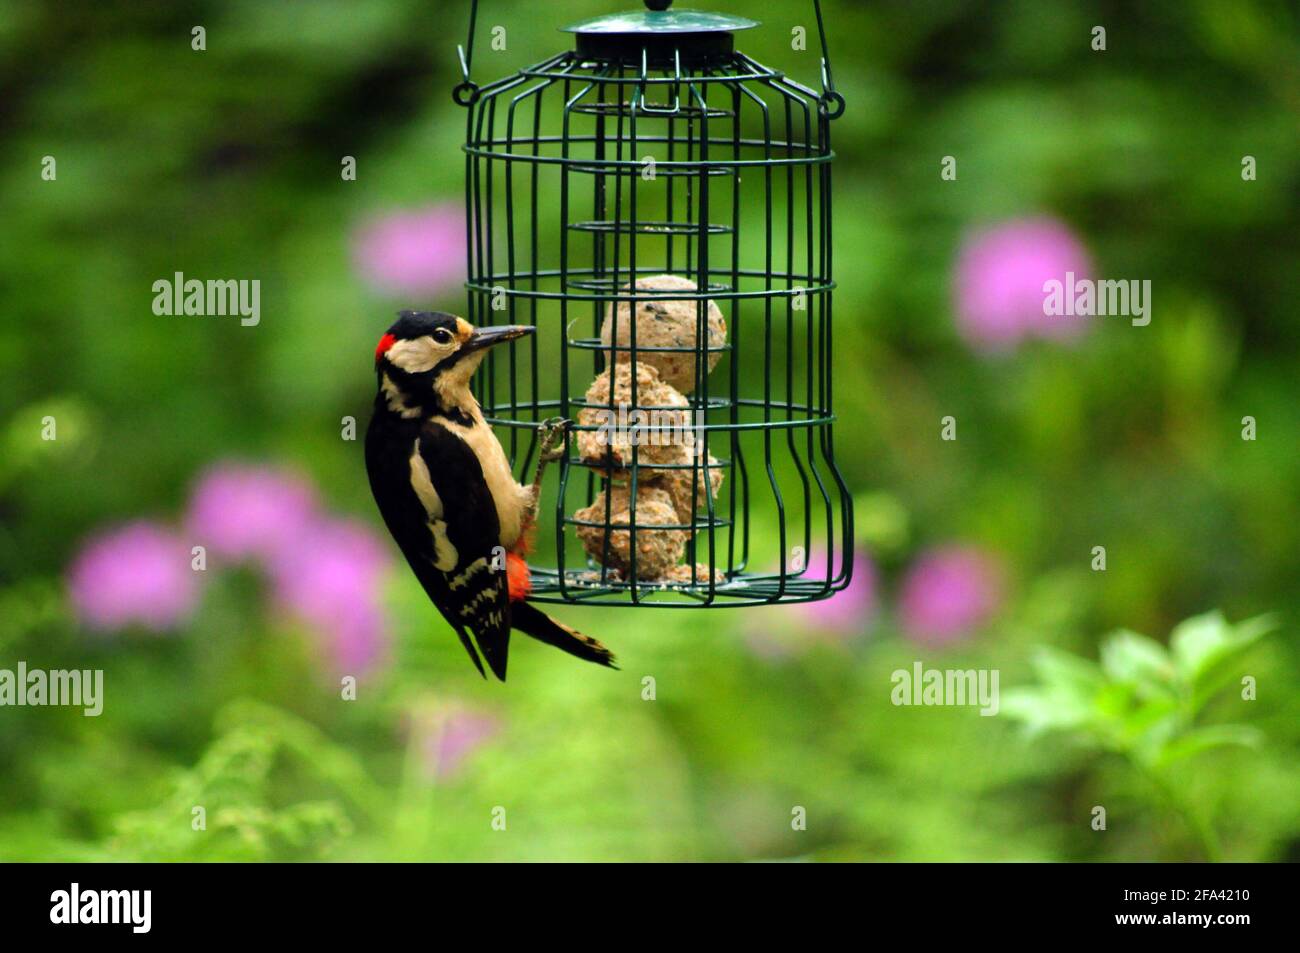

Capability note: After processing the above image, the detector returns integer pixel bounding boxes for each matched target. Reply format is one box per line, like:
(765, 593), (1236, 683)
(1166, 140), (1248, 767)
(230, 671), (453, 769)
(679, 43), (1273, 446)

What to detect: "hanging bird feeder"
(453, 0), (852, 606)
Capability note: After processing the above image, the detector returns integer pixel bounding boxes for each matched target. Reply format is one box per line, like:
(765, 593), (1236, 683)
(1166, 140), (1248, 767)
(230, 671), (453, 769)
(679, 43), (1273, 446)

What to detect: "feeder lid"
(562, 9), (758, 36)
(563, 2), (757, 62)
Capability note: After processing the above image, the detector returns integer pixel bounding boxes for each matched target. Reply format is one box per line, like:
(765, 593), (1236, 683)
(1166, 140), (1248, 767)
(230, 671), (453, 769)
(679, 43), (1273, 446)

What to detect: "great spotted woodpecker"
(365, 310), (616, 680)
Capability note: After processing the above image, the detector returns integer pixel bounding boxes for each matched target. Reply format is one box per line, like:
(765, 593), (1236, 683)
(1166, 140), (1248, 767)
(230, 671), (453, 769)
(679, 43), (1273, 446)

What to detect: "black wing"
(366, 412), (487, 677)
(413, 421), (512, 680)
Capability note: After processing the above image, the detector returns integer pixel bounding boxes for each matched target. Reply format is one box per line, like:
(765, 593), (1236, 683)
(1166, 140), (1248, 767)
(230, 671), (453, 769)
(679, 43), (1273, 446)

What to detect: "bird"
(365, 310), (617, 681)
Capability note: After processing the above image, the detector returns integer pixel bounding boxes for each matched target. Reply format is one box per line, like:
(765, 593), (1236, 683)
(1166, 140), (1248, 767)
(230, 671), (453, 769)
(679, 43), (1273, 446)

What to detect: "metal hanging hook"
(812, 0), (844, 119)
(452, 0), (481, 107)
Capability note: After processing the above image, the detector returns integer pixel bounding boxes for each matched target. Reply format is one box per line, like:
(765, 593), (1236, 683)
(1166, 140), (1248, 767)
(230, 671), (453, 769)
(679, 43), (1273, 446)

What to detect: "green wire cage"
(455, 0), (852, 606)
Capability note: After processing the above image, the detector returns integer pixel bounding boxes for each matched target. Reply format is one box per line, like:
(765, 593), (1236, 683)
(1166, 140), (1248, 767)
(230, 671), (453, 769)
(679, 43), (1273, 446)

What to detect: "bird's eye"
(432, 328), (454, 345)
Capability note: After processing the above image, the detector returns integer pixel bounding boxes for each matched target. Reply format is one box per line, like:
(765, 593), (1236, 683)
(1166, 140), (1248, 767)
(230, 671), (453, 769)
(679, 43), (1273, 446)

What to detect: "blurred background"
(1, 0), (1297, 861)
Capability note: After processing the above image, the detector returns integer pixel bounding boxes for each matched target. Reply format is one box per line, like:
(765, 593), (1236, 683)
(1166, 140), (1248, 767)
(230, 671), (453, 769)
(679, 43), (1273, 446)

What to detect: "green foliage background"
(1, 0), (1297, 861)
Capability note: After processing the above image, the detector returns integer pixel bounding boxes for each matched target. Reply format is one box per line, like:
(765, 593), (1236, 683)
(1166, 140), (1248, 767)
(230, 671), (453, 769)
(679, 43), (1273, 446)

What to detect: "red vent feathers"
(505, 551), (532, 602)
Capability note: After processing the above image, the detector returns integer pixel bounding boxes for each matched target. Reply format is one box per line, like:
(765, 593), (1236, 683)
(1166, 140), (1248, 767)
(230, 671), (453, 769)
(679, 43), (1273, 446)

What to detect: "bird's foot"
(536, 416), (569, 463)
(527, 417), (570, 509)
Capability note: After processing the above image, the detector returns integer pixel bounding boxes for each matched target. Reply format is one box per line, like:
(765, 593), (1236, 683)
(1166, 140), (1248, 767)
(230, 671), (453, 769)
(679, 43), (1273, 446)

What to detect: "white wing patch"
(429, 519), (458, 571)
(408, 440), (443, 517)
(409, 440), (457, 569)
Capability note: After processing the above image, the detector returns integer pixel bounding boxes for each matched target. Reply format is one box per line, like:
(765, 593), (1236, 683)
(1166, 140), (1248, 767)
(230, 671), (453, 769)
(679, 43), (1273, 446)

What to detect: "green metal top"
(562, 4), (758, 62)
(562, 9), (758, 36)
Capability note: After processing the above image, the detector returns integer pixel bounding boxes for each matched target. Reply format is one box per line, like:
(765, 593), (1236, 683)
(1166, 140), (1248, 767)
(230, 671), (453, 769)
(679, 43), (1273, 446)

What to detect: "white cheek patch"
(388, 335), (453, 373)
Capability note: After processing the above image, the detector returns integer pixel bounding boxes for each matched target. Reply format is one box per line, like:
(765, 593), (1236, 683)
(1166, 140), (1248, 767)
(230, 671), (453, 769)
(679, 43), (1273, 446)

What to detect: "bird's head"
(374, 311), (533, 416)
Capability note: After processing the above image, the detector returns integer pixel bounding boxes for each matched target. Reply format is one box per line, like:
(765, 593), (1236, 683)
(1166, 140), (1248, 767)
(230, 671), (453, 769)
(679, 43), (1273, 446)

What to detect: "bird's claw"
(536, 417), (569, 463)
(528, 418), (570, 505)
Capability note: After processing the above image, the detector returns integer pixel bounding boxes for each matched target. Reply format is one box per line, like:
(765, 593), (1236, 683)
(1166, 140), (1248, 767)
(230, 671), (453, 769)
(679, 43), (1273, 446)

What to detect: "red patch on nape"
(505, 551), (532, 602)
(374, 332), (397, 364)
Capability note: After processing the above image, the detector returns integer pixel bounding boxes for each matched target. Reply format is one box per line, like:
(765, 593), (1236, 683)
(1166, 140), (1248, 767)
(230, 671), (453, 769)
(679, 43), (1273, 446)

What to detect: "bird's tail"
(510, 602), (618, 669)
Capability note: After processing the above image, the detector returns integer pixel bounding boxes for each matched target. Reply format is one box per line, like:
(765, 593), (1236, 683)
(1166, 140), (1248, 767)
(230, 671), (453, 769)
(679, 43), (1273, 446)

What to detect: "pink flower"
(899, 545), (1004, 647)
(353, 205), (465, 297)
(953, 217), (1093, 351)
(186, 463), (320, 564)
(269, 518), (393, 676)
(411, 703), (502, 782)
(747, 549), (877, 659)
(67, 521), (200, 633)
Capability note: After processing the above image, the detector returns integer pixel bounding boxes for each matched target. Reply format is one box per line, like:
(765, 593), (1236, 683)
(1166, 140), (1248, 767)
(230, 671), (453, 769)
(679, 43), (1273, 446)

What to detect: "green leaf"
(1155, 724), (1263, 767)
(1171, 612), (1276, 709)
(1001, 650), (1108, 739)
(1000, 687), (1093, 735)
(1100, 629), (1176, 699)
(1032, 647), (1105, 699)
(1170, 611), (1231, 681)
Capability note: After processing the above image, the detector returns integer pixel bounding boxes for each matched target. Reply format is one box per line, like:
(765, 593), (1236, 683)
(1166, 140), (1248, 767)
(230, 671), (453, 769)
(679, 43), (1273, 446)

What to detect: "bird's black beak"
(463, 324), (534, 353)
